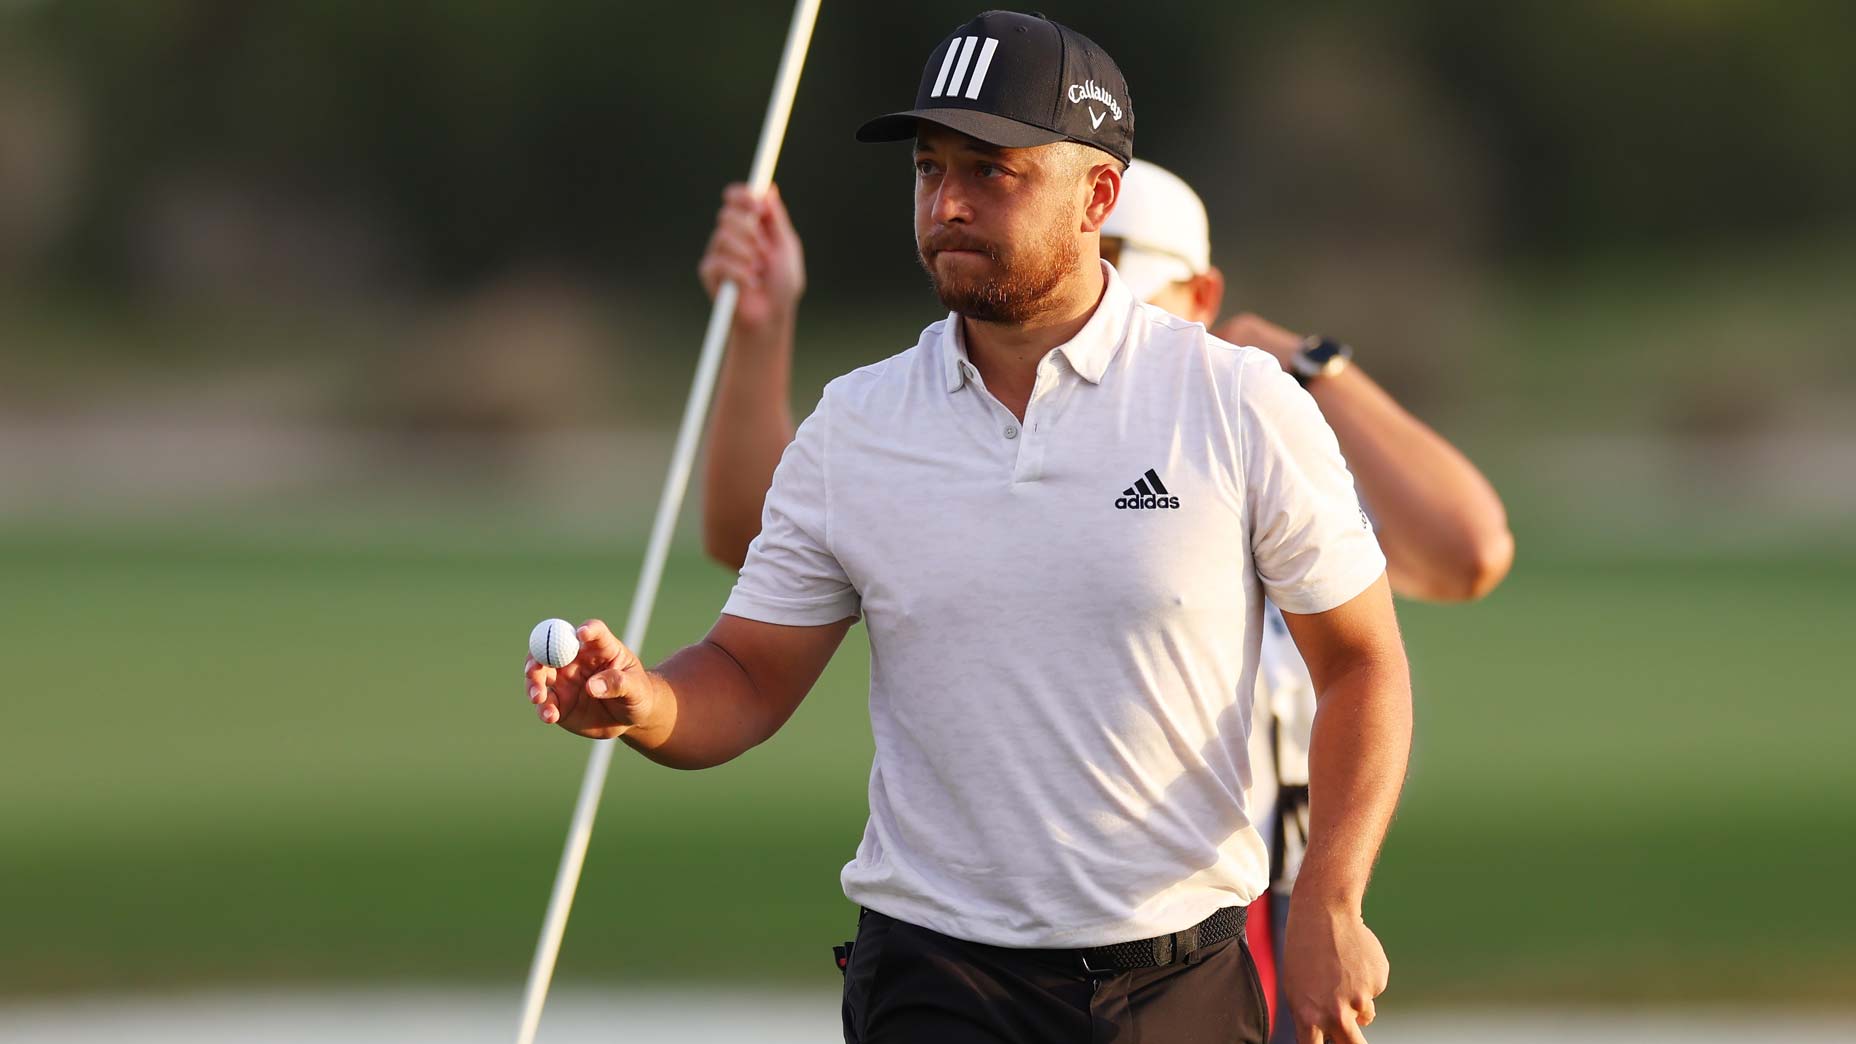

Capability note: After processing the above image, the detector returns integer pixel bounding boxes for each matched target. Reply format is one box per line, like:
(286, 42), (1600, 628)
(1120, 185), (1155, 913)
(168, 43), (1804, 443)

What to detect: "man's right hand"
(697, 183), (806, 338)
(525, 619), (661, 741)
(1282, 897), (1391, 1044)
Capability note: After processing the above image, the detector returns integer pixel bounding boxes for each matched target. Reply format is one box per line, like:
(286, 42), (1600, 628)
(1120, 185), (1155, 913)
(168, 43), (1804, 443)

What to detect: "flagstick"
(512, 2), (823, 1040)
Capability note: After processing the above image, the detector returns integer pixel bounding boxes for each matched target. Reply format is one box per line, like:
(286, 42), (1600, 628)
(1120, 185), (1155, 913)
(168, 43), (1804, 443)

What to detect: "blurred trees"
(7, 0), (1850, 303)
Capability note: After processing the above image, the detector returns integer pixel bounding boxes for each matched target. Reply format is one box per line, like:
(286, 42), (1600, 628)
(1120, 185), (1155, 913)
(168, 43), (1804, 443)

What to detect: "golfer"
(697, 154), (1512, 1041)
(527, 12), (1410, 1043)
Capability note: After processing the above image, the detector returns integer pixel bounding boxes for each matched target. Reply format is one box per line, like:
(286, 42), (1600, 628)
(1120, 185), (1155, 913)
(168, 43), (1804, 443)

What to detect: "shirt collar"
(941, 259), (1136, 393)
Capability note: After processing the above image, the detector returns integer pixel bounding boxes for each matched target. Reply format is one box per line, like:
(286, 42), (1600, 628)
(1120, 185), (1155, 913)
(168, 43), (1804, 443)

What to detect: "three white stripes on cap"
(931, 36), (999, 100)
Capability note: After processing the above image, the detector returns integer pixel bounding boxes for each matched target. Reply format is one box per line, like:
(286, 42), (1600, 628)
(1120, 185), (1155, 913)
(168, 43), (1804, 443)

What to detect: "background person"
(698, 156), (1511, 1041)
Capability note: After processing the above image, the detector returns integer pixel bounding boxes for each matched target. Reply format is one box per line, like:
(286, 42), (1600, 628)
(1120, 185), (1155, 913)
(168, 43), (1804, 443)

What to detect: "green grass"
(2, 534), (1851, 1004)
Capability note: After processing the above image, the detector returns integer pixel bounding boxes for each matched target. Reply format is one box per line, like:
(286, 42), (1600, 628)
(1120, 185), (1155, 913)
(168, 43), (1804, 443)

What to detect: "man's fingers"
(1326, 1010), (1368, 1044)
(576, 619), (628, 667)
(530, 649), (570, 724)
(762, 183), (796, 239)
(710, 241), (764, 283)
(718, 185), (762, 227)
(697, 255), (721, 297)
(716, 203), (765, 245)
(705, 229), (766, 283)
(584, 667), (625, 701)
(540, 664), (585, 725)
(1296, 1003), (1369, 1044)
(699, 252), (760, 297)
(703, 220), (766, 270)
(702, 191), (769, 264)
(525, 657), (554, 706)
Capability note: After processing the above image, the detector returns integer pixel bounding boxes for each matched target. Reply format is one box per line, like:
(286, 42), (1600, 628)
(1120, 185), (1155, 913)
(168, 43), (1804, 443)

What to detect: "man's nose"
(931, 176), (972, 225)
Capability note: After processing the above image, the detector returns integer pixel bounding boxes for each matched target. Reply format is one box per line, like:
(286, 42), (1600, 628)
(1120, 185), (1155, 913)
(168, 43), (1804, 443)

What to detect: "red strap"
(1248, 892), (1278, 1027)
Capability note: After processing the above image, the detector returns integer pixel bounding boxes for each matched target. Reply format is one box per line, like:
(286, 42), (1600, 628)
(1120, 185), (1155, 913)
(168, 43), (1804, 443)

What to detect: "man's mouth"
(924, 232), (996, 261)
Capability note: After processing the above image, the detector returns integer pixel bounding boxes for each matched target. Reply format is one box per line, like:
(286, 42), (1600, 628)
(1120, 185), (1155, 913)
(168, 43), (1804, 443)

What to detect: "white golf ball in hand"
(529, 618), (580, 669)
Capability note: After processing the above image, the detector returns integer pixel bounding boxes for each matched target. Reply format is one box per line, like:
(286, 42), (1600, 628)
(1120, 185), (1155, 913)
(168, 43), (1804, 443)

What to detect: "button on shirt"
(721, 261), (1385, 949)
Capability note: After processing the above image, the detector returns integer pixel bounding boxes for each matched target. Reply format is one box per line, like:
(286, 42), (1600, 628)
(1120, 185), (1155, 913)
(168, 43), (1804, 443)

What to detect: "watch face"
(1304, 338), (1346, 365)
(1293, 337), (1352, 384)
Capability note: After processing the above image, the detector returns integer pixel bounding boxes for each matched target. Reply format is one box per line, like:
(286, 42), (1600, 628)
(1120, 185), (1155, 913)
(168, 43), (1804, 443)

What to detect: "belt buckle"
(1079, 949), (1113, 975)
(1174, 924), (1199, 962)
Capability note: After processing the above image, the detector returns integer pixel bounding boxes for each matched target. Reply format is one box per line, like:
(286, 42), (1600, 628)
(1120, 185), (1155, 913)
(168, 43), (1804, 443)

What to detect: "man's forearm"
(620, 639), (786, 771)
(1310, 367), (1512, 602)
(1293, 651), (1413, 910)
(701, 317), (798, 569)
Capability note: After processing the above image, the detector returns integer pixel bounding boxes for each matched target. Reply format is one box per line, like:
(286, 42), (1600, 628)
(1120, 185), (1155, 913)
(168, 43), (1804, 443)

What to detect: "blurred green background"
(2, 0), (1853, 1015)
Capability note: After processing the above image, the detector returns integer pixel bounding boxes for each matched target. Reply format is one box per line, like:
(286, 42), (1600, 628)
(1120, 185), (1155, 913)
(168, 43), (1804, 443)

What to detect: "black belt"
(1065, 904), (1247, 973)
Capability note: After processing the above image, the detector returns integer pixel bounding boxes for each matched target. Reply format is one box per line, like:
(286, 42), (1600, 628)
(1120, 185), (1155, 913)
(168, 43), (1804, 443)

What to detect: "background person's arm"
(1216, 313), (1513, 603)
(526, 614), (853, 769)
(697, 183), (804, 570)
(1279, 576), (1412, 1044)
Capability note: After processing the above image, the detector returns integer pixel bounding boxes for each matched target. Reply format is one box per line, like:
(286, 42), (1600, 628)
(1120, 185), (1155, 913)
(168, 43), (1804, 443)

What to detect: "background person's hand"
(1213, 311), (1303, 372)
(697, 182), (806, 338)
(1282, 899), (1390, 1044)
(524, 619), (657, 740)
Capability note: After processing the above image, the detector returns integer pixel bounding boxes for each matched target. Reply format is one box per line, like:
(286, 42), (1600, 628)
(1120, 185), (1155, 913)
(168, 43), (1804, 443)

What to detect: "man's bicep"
(1277, 573), (1403, 696)
(1238, 352), (1386, 614)
(707, 612), (855, 719)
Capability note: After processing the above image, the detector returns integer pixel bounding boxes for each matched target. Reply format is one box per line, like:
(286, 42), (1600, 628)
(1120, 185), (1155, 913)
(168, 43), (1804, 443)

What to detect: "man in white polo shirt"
(525, 12), (1410, 1043)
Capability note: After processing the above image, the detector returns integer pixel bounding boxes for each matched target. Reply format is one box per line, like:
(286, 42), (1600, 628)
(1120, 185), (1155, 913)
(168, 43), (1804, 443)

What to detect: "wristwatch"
(1291, 335), (1352, 387)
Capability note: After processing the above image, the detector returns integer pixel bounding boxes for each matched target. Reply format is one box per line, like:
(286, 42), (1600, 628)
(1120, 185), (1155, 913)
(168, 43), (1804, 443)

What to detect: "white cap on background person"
(1101, 159), (1212, 300)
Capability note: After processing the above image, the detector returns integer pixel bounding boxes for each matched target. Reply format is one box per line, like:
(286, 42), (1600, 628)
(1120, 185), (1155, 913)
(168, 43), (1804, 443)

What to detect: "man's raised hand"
(525, 619), (659, 740)
(697, 183), (806, 337)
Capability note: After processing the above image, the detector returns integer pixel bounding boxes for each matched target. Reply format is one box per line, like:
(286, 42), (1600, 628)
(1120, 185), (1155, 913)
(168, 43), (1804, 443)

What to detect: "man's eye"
(915, 160), (937, 176)
(977, 164), (1001, 178)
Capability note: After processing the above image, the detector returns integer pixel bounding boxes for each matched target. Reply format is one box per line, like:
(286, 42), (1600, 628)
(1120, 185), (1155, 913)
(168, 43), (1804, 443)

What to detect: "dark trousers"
(842, 909), (1271, 1044)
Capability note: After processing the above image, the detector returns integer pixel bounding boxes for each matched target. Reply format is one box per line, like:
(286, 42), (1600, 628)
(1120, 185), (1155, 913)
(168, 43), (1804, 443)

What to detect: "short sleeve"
(721, 393), (862, 626)
(1236, 352), (1386, 615)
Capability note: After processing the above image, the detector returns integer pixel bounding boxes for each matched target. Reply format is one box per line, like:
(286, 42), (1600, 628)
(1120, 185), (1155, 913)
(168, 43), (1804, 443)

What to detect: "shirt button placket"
(1012, 367), (1060, 484)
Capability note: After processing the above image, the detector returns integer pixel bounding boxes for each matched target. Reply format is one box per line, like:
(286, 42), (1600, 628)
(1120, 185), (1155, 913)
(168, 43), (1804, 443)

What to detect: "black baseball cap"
(856, 10), (1134, 166)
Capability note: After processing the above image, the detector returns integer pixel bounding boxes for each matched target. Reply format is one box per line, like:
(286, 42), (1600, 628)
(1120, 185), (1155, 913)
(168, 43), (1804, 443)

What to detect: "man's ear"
(1080, 161), (1122, 233)
(1191, 266), (1226, 323)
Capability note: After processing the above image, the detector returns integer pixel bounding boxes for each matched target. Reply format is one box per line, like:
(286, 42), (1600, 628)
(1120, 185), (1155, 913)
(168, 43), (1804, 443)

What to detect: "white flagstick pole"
(513, 1), (823, 1040)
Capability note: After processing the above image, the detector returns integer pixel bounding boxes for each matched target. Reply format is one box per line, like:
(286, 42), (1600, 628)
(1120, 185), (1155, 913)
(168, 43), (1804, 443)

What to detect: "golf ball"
(529, 618), (580, 669)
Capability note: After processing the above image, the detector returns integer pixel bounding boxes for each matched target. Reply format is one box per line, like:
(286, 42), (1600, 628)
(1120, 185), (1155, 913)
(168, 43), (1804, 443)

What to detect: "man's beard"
(917, 223), (1079, 324)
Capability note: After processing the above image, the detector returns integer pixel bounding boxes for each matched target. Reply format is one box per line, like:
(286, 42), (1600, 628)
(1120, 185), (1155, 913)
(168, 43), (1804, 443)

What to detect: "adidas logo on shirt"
(1114, 468), (1180, 510)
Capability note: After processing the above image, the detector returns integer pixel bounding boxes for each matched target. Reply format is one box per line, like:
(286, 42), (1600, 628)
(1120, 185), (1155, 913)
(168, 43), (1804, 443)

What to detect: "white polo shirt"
(722, 261), (1385, 948)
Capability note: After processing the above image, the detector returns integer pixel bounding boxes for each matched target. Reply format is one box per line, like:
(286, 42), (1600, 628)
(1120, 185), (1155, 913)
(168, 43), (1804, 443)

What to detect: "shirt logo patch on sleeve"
(1114, 468), (1181, 510)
